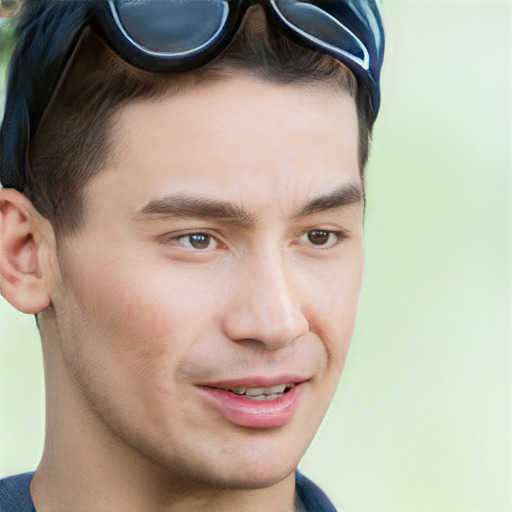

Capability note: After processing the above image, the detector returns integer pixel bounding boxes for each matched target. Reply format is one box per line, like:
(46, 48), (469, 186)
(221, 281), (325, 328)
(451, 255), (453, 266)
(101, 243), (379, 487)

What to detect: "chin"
(191, 464), (297, 491)
(192, 444), (303, 491)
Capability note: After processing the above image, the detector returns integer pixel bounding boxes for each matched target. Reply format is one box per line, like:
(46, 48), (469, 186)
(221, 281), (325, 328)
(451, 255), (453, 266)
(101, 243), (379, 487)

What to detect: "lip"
(196, 377), (307, 429)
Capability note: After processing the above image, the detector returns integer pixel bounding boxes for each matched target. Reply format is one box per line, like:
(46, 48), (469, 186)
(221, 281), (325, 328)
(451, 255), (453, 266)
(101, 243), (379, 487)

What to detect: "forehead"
(88, 76), (360, 219)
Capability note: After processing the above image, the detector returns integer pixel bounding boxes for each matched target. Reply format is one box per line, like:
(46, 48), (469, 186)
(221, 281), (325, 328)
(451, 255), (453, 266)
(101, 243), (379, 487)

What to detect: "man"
(0, 1), (384, 511)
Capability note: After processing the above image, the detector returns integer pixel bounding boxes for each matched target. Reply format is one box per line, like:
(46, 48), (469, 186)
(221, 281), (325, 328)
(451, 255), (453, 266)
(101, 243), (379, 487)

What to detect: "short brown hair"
(25, 9), (373, 237)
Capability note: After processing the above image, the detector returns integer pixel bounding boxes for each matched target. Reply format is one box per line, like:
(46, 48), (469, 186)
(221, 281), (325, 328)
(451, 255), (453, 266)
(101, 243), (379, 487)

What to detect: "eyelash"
(164, 229), (348, 252)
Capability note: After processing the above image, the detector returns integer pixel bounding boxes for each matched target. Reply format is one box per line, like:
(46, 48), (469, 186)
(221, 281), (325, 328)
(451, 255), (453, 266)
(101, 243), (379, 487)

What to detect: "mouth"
(197, 378), (306, 428)
(206, 382), (296, 401)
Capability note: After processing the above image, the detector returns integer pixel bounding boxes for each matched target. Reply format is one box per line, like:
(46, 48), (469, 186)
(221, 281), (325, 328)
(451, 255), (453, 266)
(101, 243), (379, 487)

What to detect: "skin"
(0, 76), (364, 512)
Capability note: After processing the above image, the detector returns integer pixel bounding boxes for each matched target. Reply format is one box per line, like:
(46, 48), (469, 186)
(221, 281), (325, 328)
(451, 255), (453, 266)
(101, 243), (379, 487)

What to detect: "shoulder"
(0, 472), (36, 512)
(295, 470), (338, 512)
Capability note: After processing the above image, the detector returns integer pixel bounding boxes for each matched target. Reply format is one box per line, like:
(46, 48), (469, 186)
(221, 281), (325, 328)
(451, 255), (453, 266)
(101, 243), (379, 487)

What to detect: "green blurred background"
(1, 1), (510, 511)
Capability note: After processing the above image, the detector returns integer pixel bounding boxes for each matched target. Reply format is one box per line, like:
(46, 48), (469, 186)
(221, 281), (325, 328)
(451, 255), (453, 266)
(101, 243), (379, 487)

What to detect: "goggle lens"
(113, 0), (230, 55)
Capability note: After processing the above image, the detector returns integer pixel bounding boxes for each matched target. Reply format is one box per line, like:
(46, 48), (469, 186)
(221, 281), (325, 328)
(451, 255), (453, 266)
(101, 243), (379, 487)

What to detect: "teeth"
(245, 387), (265, 396)
(246, 393), (283, 401)
(228, 383), (295, 397)
(266, 384), (287, 394)
(247, 394), (267, 401)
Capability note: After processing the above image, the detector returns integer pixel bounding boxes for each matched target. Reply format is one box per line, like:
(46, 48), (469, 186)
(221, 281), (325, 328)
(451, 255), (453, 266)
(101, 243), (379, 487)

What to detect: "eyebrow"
(134, 194), (255, 228)
(293, 182), (365, 218)
(133, 182), (364, 227)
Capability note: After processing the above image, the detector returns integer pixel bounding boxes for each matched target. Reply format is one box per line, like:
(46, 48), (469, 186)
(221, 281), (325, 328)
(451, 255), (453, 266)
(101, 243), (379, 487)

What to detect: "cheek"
(302, 242), (365, 369)
(57, 253), (214, 388)
(54, 253), (225, 446)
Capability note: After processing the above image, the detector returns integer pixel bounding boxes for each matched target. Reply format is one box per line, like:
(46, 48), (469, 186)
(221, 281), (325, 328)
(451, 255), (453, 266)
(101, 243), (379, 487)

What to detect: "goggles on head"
(0, 0), (385, 191)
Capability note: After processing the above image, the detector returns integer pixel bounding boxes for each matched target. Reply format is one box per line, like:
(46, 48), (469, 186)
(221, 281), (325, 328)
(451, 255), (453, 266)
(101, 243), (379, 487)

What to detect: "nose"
(223, 251), (310, 350)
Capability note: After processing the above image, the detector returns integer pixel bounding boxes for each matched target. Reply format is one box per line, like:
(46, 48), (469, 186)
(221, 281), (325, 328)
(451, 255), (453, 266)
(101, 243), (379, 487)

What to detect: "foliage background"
(1, 1), (511, 511)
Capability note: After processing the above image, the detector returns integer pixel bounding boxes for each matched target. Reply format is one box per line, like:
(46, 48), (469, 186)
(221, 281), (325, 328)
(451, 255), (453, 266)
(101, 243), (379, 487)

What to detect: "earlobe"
(0, 189), (52, 314)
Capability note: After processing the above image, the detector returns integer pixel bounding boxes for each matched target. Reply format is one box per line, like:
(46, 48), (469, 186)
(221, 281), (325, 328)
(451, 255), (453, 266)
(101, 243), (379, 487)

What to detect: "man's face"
(50, 76), (364, 489)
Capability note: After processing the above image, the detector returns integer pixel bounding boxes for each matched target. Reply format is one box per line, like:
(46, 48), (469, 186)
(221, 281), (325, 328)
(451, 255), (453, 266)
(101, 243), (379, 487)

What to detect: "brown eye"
(300, 230), (341, 249)
(174, 233), (218, 251)
(189, 234), (211, 250)
(307, 230), (330, 245)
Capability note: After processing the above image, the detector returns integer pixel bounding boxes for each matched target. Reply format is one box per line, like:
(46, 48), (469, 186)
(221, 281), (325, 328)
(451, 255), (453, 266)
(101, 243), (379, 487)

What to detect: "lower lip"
(197, 384), (304, 428)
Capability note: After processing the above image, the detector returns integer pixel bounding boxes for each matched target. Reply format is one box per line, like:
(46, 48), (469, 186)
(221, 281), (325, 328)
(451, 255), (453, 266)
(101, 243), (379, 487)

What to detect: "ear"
(0, 188), (53, 314)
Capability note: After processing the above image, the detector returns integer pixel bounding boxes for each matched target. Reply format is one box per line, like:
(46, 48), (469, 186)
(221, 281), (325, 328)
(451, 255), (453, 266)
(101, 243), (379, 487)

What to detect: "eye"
(300, 229), (342, 248)
(172, 233), (219, 251)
